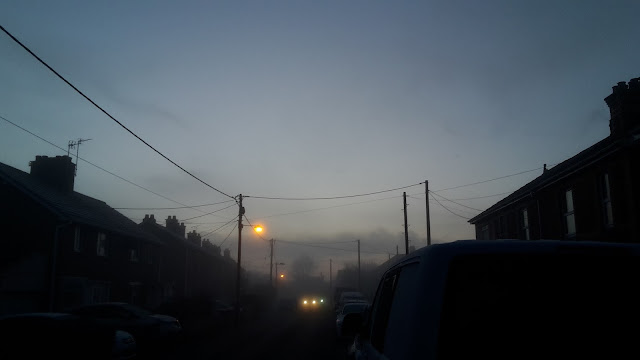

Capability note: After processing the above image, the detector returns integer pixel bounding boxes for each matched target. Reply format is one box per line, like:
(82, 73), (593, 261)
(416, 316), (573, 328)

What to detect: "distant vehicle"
(0, 312), (136, 359)
(350, 240), (640, 359)
(336, 291), (366, 312)
(336, 302), (369, 338)
(72, 302), (181, 348)
(298, 294), (328, 312)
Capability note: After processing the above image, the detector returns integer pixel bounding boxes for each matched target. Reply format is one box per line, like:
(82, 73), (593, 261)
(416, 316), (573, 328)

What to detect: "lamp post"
(234, 193), (264, 326)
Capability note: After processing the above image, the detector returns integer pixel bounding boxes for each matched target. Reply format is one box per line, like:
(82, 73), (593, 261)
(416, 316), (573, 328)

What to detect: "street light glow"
(280, 274), (284, 278)
(254, 226), (263, 233)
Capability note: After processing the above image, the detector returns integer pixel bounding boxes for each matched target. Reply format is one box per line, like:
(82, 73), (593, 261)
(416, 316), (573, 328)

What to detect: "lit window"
(97, 232), (108, 257)
(564, 190), (576, 236)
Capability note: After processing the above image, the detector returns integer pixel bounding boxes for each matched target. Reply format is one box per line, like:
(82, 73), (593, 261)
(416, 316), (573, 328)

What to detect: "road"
(149, 307), (351, 360)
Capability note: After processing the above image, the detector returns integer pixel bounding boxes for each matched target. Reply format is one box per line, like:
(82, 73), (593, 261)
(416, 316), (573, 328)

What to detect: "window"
(601, 173), (614, 227)
(522, 208), (530, 240)
(370, 272), (398, 353)
(384, 263), (420, 359)
(480, 225), (489, 240)
(96, 232), (108, 256)
(129, 248), (139, 262)
(73, 227), (81, 252)
(564, 189), (576, 237)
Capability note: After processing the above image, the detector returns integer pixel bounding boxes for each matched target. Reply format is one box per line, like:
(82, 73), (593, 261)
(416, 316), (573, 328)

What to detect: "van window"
(370, 271), (398, 353)
(437, 252), (640, 359)
(384, 262), (420, 359)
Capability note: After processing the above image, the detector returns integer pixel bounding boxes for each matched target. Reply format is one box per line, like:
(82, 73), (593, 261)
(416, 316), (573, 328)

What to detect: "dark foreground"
(145, 307), (350, 360)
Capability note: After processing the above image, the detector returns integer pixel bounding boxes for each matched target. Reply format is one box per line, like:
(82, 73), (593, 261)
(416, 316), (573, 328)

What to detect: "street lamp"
(275, 262), (285, 289)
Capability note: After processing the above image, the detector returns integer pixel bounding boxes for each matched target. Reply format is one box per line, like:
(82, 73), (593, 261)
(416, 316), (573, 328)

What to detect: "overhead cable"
(429, 191), (483, 212)
(432, 167), (545, 192)
(257, 194), (402, 219)
(245, 182), (422, 201)
(0, 24), (235, 200)
(182, 203), (237, 221)
(200, 217), (237, 239)
(0, 114), (215, 214)
(113, 199), (235, 210)
(218, 222), (238, 247)
(429, 192), (471, 220)
(276, 239), (387, 255)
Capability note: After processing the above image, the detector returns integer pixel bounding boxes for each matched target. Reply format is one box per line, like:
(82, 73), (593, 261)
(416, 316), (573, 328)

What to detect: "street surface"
(149, 307), (351, 360)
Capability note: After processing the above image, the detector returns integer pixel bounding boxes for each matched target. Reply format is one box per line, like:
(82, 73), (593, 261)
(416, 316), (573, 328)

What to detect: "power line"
(302, 240), (359, 245)
(219, 222), (238, 247)
(200, 217), (237, 239)
(429, 192), (471, 220)
(276, 239), (387, 255)
(182, 203), (237, 221)
(113, 199), (235, 210)
(432, 167), (545, 192)
(245, 182), (422, 201)
(256, 194), (402, 219)
(429, 191), (483, 212)
(0, 24), (235, 200)
(408, 190), (515, 201)
(0, 114), (213, 214)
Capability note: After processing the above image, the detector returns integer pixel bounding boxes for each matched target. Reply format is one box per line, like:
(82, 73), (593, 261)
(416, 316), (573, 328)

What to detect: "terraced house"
(470, 78), (640, 243)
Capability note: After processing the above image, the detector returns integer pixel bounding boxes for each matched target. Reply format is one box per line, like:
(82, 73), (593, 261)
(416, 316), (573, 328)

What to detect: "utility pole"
(403, 192), (409, 254)
(235, 194), (244, 326)
(357, 240), (361, 291)
(269, 239), (274, 287)
(396, 245), (398, 255)
(425, 180), (432, 246)
(329, 259), (332, 293)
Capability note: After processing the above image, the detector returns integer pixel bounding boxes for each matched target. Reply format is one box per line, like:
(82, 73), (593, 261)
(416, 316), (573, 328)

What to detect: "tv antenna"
(67, 138), (92, 175)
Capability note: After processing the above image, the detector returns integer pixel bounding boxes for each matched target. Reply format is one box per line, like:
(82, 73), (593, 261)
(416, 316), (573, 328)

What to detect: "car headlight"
(320, 299), (324, 303)
(312, 300), (316, 304)
(303, 300), (308, 304)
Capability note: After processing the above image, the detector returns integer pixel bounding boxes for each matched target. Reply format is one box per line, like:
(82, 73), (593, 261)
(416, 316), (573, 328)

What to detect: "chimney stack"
(165, 216), (185, 238)
(605, 78), (640, 138)
(29, 155), (76, 193)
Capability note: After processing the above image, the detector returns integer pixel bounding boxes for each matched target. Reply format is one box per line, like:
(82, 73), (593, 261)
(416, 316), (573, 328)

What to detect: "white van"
(351, 240), (640, 359)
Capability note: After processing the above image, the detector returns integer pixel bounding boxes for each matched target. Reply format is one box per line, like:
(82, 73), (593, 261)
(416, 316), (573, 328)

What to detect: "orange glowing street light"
(253, 225), (263, 233)
(280, 274), (285, 278)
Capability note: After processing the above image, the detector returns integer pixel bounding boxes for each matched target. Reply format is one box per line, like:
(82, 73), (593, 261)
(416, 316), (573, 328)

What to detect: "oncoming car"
(298, 295), (327, 312)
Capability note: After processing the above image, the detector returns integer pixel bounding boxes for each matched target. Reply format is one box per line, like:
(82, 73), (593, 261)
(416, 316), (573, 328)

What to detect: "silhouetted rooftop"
(0, 161), (158, 243)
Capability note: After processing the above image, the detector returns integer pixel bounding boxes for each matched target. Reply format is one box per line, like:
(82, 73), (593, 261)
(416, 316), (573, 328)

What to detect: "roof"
(469, 135), (622, 224)
(0, 161), (159, 243)
(140, 220), (222, 255)
(391, 239), (640, 270)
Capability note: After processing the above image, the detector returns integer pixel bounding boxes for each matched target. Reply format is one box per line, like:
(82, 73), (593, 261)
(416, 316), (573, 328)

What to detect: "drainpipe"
(49, 221), (72, 312)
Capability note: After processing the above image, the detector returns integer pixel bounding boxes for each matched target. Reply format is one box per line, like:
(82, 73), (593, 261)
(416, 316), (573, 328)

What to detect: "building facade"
(0, 155), (162, 315)
(469, 78), (640, 243)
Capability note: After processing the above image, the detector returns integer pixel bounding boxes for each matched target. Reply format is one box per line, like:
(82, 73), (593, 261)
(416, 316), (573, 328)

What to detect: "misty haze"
(1, 1), (640, 359)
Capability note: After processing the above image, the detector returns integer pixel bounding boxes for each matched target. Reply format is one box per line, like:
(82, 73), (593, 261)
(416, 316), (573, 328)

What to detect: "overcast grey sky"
(1, 1), (639, 275)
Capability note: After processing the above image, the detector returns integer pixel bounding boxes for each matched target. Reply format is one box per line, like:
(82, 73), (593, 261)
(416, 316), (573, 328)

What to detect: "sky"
(1, 0), (639, 276)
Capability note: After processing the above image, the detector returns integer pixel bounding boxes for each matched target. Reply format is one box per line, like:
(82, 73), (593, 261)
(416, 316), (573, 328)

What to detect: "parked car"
(350, 240), (640, 359)
(72, 303), (181, 349)
(336, 291), (366, 312)
(0, 312), (136, 359)
(336, 302), (369, 338)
